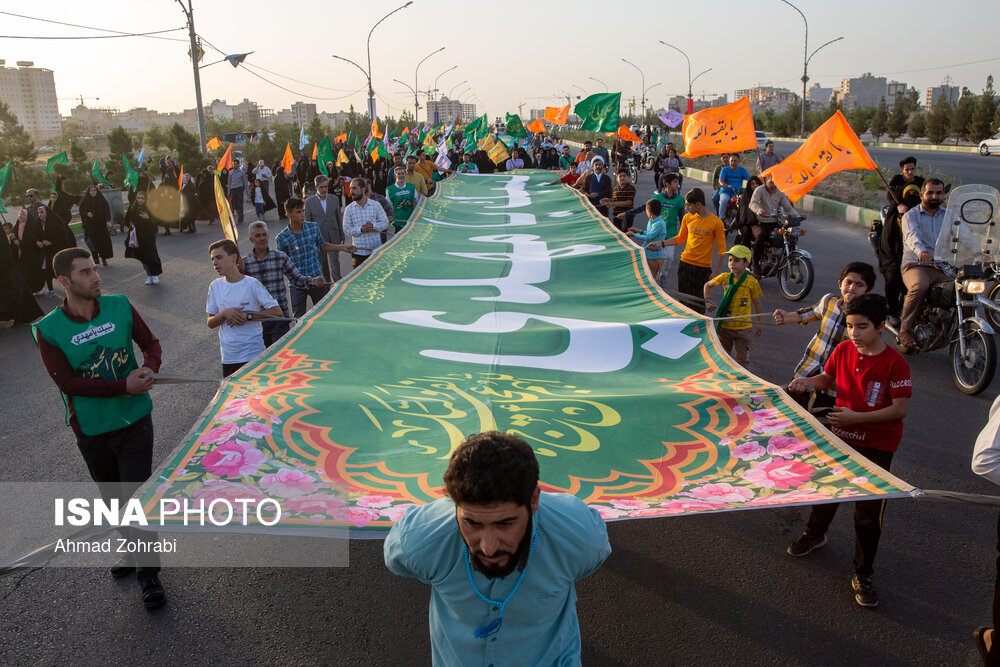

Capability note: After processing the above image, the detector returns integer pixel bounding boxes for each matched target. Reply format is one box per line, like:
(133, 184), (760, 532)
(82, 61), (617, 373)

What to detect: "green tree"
(969, 75), (998, 142)
(870, 98), (889, 141)
(887, 94), (908, 140)
(56, 121), (89, 153)
(306, 115), (327, 148)
(848, 106), (875, 136)
(167, 123), (204, 172)
(926, 98), (951, 144)
(907, 112), (926, 141)
(905, 87), (920, 115)
(0, 100), (37, 164)
(951, 90), (977, 144)
(107, 126), (134, 162)
(145, 123), (165, 150)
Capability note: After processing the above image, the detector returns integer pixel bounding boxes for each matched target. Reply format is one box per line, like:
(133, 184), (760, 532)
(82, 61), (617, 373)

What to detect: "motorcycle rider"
(887, 156), (924, 216)
(899, 179), (947, 350)
(749, 175), (806, 276)
(876, 184), (922, 327)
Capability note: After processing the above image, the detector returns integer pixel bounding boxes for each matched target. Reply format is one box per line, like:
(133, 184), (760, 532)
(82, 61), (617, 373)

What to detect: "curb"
(771, 136), (978, 154)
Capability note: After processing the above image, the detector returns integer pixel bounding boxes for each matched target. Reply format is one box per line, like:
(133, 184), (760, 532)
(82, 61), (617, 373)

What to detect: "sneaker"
(151, 275), (159, 285)
(102, 259), (108, 266)
(109, 556), (134, 579)
(138, 574), (166, 609)
(787, 532), (827, 557)
(852, 574), (879, 608)
(144, 277), (154, 285)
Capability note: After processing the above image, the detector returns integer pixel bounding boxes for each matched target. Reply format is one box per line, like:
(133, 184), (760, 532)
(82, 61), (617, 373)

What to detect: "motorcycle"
(638, 145), (655, 171)
(625, 155), (639, 186)
(751, 214), (815, 301)
(881, 184), (998, 395)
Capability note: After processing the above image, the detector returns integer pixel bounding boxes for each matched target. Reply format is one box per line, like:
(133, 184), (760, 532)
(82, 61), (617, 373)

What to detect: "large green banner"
(139, 171), (914, 535)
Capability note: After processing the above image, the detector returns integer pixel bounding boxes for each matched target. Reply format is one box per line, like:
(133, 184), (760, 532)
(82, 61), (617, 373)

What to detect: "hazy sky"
(4, 0), (999, 121)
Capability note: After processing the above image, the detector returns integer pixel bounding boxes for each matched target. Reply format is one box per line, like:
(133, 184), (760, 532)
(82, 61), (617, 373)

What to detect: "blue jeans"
(230, 187), (244, 223)
(718, 190), (736, 218)
(712, 189), (721, 215)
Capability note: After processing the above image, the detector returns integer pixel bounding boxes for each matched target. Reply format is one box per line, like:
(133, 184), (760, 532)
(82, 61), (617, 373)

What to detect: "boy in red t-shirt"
(786, 293), (911, 608)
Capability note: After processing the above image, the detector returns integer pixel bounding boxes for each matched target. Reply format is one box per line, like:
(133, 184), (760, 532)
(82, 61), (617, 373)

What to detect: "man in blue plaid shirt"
(343, 179), (390, 268)
(242, 221), (325, 346)
(275, 197), (355, 318)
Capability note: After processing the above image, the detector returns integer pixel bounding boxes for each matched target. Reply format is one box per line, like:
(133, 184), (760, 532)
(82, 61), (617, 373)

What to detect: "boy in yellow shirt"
(703, 245), (762, 366)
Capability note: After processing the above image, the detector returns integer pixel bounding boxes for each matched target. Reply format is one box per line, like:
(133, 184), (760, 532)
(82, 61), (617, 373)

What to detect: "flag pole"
(874, 166), (903, 206)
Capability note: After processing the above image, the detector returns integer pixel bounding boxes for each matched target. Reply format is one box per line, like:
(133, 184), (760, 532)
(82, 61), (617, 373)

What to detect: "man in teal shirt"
(385, 432), (611, 666)
(386, 166), (420, 236)
(456, 152), (480, 174)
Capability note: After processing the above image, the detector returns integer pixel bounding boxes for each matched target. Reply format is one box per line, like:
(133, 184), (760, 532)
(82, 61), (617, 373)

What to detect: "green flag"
(91, 157), (112, 187)
(45, 151), (68, 174)
(353, 133), (361, 149)
(387, 126), (398, 142)
(0, 159), (11, 214)
(575, 92), (622, 132)
(464, 114), (489, 142)
(365, 137), (379, 155)
(347, 130), (355, 147)
(122, 153), (139, 190)
(417, 127), (428, 143)
(317, 136), (335, 176)
(505, 113), (528, 138)
(374, 142), (390, 160)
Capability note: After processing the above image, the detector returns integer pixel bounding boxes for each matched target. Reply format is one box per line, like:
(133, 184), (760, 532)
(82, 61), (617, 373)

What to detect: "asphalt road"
(2, 173), (999, 666)
(773, 140), (1000, 190)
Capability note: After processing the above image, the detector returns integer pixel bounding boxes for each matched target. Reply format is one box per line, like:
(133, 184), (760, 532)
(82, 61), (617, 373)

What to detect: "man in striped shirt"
(343, 179), (390, 268)
(772, 262), (876, 414)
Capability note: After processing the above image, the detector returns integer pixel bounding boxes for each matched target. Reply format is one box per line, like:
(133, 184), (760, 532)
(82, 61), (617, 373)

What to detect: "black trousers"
(75, 414), (160, 577)
(882, 262), (905, 318)
(677, 261), (711, 314)
(262, 319), (290, 347)
(222, 362), (245, 377)
(803, 445), (894, 578)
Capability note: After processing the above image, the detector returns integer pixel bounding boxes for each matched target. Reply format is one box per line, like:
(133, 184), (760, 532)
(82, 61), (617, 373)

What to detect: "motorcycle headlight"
(965, 280), (987, 294)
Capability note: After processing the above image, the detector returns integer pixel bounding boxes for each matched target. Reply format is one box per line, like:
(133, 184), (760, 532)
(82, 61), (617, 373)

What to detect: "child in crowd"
(253, 179), (265, 221)
(626, 199), (666, 283)
(703, 245), (762, 366)
(787, 293), (911, 608)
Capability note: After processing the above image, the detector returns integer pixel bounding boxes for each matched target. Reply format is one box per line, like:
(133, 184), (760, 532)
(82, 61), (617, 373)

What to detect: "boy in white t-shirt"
(205, 239), (281, 377)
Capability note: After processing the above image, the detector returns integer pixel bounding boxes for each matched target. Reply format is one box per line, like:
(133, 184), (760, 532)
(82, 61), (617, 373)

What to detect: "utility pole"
(177, 0), (208, 157)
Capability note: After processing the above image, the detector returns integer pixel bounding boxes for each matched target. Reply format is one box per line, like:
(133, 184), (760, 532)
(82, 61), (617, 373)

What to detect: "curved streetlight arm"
(690, 68), (712, 88)
(366, 1), (413, 97)
(589, 76), (608, 93)
(644, 82), (662, 96)
(808, 36), (844, 64)
(433, 65), (458, 98)
(447, 80), (468, 99)
(393, 78), (417, 95)
(571, 83), (587, 95)
(332, 55), (369, 81)
(659, 40), (691, 91)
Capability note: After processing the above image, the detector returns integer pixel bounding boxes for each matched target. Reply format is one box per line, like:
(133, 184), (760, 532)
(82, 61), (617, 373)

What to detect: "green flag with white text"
(91, 157), (112, 187)
(575, 92), (622, 132)
(137, 170), (915, 537)
(464, 113), (489, 142)
(317, 137), (335, 176)
(45, 152), (68, 173)
(0, 159), (11, 213)
(505, 113), (528, 138)
(122, 153), (139, 190)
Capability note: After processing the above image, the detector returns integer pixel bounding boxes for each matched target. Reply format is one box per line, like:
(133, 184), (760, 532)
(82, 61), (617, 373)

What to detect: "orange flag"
(177, 166), (184, 189)
(335, 133), (347, 143)
(206, 136), (222, 152)
(280, 143), (295, 175)
(214, 173), (237, 243)
(544, 104), (570, 125)
(617, 125), (642, 143)
(680, 96), (757, 158)
(371, 119), (383, 139)
(311, 142), (318, 160)
(761, 110), (878, 202)
(526, 118), (546, 133)
(401, 126), (409, 137)
(216, 144), (232, 172)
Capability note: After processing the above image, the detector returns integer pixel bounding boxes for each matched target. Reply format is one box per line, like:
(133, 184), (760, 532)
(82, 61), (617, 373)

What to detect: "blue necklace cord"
(466, 528), (539, 639)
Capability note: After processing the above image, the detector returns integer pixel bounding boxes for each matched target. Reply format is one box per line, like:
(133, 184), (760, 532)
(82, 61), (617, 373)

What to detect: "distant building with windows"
(425, 97), (476, 125)
(0, 60), (61, 141)
(926, 84), (961, 108)
(806, 83), (835, 110)
(838, 73), (888, 111)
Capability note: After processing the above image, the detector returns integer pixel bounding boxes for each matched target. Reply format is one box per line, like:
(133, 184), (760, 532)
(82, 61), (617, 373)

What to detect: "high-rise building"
(926, 84), (961, 108)
(885, 81), (909, 110)
(839, 73), (888, 111)
(0, 60), (61, 141)
(806, 83), (835, 109)
(425, 97), (476, 125)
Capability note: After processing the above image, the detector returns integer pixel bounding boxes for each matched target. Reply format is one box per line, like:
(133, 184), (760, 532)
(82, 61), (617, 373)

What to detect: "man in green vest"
(32, 247), (166, 608)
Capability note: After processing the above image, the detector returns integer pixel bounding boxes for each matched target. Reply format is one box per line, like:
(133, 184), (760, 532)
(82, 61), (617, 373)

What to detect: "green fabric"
(464, 113), (489, 142)
(317, 137), (335, 176)
(0, 159), (11, 214)
(91, 158), (112, 187)
(139, 171), (913, 536)
(505, 113), (528, 138)
(575, 92), (621, 132)
(122, 153), (139, 190)
(31, 294), (152, 436)
(714, 271), (748, 332)
(386, 182), (417, 226)
(652, 192), (685, 237)
(45, 152), (68, 173)
(374, 142), (390, 159)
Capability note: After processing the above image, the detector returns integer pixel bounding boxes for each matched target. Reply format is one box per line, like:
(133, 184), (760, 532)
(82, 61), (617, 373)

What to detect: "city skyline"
(1, 0), (998, 122)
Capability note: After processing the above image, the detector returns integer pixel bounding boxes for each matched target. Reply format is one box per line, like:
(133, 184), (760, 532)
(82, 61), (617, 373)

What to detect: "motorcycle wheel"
(985, 282), (1000, 330)
(777, 254), (814, 301)
(951, 323), (997, 395)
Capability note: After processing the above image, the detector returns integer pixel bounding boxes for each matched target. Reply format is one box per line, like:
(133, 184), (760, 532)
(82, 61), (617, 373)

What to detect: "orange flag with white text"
(281, 143), (295, 175)
(544, 104), (570, 126)
(761, 110), (878, 202)
(526, 118), (546, 133)
(618, 125), (642, 142)
(680, 96), (757, 158)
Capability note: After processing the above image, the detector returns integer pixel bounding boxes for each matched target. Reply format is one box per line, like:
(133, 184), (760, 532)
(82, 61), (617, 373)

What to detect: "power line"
(0, 10), (187, 43)
(0, 28), (185, 40)
(814, 55), (1000, 79)
(241, 62), (361, 93)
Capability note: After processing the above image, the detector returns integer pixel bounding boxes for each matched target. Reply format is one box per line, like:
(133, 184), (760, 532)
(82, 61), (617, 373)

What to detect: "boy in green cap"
(703, 244), (762, 366)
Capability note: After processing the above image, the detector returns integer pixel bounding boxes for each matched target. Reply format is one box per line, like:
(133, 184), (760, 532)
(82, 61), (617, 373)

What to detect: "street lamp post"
(571, 83), (587, 97)
(175, 0), (208, 156)
(447, 80), (468, 100)
(394, 78), (419, 125)
(433, 65), (458, 124)
(365, 1), (412, 121)
(589, 77), (608, 93)
(415, 47), (445, 125)
(622, 58), (646, 124)
(778, 0), (843, 137)
(658, 41), (710, 115)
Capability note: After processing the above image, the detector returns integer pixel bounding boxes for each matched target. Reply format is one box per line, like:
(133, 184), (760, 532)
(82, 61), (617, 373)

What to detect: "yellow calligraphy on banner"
(761, 110), (878, 202)
(680, 96), (757, 158)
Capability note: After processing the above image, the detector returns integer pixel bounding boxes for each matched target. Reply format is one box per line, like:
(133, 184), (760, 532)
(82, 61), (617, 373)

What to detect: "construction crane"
(58, 95), (99, 106)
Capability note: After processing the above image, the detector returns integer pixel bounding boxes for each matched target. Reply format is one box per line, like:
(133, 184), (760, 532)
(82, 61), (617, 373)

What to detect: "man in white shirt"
(205, 239), (282, 377)
(343, 178), (389, 268)
(505, 148), (525, 171)
(252, 160), (273, 198)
